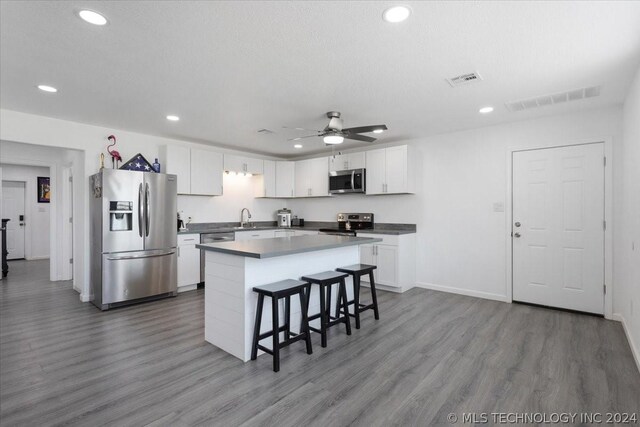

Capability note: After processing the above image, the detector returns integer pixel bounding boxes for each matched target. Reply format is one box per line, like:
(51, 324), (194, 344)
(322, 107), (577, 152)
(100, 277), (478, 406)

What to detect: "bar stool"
(251, 279), (312, 372)
(301, 271), (351, 348)
(336, 264), (380, 329)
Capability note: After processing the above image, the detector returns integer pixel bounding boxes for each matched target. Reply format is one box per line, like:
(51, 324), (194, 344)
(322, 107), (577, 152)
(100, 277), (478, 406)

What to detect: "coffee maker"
(277, 208), (292, 228)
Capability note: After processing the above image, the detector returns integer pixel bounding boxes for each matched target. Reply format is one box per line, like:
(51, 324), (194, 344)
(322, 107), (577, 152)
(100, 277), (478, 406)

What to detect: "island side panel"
(243, 245), (359, 362)
(204, 251), (248, 360)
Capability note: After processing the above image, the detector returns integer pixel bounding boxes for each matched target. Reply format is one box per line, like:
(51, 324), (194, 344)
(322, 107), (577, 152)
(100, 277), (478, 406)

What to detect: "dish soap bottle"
(152, 158), (161, 173)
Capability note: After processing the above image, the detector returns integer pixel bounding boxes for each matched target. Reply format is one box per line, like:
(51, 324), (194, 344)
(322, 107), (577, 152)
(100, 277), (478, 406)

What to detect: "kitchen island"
(196, 234), (382, 361)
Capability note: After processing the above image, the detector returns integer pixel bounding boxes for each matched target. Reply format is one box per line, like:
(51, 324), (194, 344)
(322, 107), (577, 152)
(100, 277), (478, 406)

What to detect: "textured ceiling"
(1, 1), (640, 157)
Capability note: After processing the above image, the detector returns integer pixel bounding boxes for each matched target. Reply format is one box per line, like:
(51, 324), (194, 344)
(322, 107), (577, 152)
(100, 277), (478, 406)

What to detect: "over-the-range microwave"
(329, 168), (366, 194)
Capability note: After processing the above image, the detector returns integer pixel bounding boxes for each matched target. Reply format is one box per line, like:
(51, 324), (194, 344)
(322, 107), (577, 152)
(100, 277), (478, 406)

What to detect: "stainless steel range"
(318, 213), (374, 236)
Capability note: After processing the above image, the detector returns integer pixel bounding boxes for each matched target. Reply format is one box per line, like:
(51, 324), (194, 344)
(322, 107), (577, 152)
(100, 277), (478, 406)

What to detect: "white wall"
(1, 164), (51, 259)
(615, 65), (640, 368)
(0, 109), (287, 300)
(289, 106), (623, 302)
(0, 141), (83, 287)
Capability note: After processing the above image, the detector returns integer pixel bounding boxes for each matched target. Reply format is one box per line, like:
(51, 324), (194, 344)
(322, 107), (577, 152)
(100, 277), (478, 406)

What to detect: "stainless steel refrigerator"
(90, 169), (177, 310)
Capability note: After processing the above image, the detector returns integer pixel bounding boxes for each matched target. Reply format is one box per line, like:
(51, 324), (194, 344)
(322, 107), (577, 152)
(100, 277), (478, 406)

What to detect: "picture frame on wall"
(37, 176), (50, 203)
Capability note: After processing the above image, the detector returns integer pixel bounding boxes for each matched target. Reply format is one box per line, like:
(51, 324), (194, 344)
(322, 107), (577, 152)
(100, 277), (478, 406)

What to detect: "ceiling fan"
(286, 111), (387, 145)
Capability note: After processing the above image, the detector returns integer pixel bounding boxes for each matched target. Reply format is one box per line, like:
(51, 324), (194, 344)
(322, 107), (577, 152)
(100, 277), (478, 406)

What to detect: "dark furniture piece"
(336, 264), (380, 329)
(1, 219), (8, 277)
(301, 271), (352, 348)
(251, 279), (312, 372)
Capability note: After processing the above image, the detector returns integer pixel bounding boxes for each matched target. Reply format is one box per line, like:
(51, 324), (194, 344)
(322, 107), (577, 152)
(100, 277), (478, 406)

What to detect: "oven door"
(329, 169), (366, 194)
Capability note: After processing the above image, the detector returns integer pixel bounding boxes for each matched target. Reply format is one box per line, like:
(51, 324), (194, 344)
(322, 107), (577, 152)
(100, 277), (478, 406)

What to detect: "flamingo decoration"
(107, 135), (122, 168)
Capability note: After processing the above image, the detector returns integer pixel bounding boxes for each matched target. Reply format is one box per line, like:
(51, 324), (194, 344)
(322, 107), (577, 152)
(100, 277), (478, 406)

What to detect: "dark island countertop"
(179, 221), (416, 236)
(196, 235), (382, 259)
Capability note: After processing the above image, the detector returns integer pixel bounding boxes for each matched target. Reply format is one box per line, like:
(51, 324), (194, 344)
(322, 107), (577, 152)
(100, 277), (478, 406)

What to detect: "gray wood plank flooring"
(1, 260), (638, 426)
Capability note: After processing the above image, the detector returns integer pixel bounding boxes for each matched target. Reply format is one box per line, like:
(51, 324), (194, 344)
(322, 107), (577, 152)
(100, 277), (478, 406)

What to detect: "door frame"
(505, 137), (613, 319)
(1, 180), (27, 260)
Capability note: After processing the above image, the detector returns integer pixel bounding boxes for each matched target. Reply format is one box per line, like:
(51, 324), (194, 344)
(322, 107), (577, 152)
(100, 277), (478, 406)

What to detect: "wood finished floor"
(1, 260), (639, 426)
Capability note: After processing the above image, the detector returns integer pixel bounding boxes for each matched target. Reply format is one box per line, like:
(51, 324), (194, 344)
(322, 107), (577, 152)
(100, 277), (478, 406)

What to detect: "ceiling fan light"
(373, 129), (384, 134)
(323, 135), (344, 145)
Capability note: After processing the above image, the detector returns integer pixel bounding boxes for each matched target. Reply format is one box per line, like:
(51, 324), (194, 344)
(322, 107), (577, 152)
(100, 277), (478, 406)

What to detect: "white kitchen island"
(196, 234), (382, 361)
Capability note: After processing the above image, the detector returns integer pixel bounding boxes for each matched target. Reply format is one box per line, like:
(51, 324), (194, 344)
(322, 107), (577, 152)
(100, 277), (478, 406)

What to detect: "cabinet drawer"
(178, 234), (199, 245)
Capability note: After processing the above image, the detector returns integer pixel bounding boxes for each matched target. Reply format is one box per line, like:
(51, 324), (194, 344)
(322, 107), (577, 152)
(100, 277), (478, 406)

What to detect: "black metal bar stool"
(336, 264), (380, 329)
(301, 271), (351, 348)
(251, 279), (312, 372)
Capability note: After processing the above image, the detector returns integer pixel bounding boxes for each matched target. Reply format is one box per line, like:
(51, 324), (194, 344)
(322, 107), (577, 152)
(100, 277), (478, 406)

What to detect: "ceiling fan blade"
(286, 134), (321, 141)
(282, 126), (322, 133)
(342, 124), (388, 134)
(344, 133), (377, 143)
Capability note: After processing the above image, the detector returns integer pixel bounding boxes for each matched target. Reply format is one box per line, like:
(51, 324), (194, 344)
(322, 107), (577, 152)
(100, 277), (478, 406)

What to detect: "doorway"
(1, 181), (26, 260)
(511, 143), (605, 315)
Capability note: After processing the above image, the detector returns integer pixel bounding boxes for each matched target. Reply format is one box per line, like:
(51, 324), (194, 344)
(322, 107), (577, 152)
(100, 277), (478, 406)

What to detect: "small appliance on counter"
(319, 213), (374, 236)
(291, 215), (304, 227)
(277, 208), (292, 228)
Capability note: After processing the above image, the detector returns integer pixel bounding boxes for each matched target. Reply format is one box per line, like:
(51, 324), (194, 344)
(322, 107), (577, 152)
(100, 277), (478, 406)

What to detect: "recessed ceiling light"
(37, 85), (57, 93)
(166, 115), (180, 121)
(479, 106), (494, 114)
(323, 135), (344, 145)
(383, 6), (411, 23)
(78, 10), (108, 26)
(294, 144), (303, 149)
(373, 129), (384, 134)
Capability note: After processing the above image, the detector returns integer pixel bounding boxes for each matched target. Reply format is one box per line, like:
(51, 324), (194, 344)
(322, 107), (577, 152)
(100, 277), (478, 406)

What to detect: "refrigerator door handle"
(138, 183), (144, 237)
(351, 170), (355, 191)
(144, 182), (150, 237)
(106, 250), (176, 261)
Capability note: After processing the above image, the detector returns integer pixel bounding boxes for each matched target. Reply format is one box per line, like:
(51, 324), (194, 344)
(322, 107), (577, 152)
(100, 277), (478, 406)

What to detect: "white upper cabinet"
(257, 159), (276, 198)
(275, 161), (295, 198)
(224, 154), (264, 175)
(162, 145), (223, 196)
(365, 145), (414, 195)
(164, 145), (191, 194)
(191, 148), (223, 196)
(329, 152), (365, 172)
(295, 157), (329, 197)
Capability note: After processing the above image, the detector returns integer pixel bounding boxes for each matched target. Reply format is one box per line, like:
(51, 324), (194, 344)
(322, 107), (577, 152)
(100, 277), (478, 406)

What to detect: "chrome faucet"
(240, 208), (252, 228)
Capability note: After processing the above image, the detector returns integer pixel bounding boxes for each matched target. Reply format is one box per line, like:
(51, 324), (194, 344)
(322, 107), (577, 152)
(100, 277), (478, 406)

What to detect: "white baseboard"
(612, 313), (640, 374)
(26, 256), (50, 261)
(177, 284), (198, 293)
(414, 282), (510, 303)
(79, 293), (91, 303)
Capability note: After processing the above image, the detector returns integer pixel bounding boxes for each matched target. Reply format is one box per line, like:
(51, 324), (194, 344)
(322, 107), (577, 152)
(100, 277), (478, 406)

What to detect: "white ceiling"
(2, 1), (640, 157)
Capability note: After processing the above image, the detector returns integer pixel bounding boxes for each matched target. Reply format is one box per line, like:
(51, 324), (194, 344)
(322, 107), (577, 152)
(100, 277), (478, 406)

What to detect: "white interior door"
(2, 181), (26, 260)
(512, 143), (605, 314)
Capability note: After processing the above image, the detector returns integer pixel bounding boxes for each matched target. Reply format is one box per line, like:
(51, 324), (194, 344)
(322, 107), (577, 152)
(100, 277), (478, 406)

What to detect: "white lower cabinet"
(235, 230), (276, 240)
(358, 233), (416, 292)
(177, 235), (201, 292)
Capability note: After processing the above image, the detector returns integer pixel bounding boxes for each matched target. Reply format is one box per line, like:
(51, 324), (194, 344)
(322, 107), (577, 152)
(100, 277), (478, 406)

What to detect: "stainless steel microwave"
(329, 168), (366, 194)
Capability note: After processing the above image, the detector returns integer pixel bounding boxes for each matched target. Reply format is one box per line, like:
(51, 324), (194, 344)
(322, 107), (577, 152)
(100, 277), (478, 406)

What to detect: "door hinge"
(603, 220), (607, 230)
(603, 156), (607, 167)
(69, 217), (73, 224)
(69, 258), (73, 264)
(69, 176), (73, 182)
(603, 284), (606, 294)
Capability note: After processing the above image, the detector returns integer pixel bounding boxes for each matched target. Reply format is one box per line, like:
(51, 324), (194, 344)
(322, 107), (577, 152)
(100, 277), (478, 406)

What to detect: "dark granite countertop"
(179, 221), (416, 236)
(196, 235), (382, 259)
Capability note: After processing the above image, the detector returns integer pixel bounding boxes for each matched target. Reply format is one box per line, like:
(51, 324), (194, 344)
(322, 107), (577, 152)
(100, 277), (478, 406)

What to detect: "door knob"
(513, 232), (521, 238)
(514, 222), (521, 227)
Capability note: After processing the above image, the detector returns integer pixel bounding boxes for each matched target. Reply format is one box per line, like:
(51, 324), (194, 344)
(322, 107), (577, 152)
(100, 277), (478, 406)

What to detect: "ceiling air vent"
(446, 71), (483, 87)
(506, 86), (601, 112)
